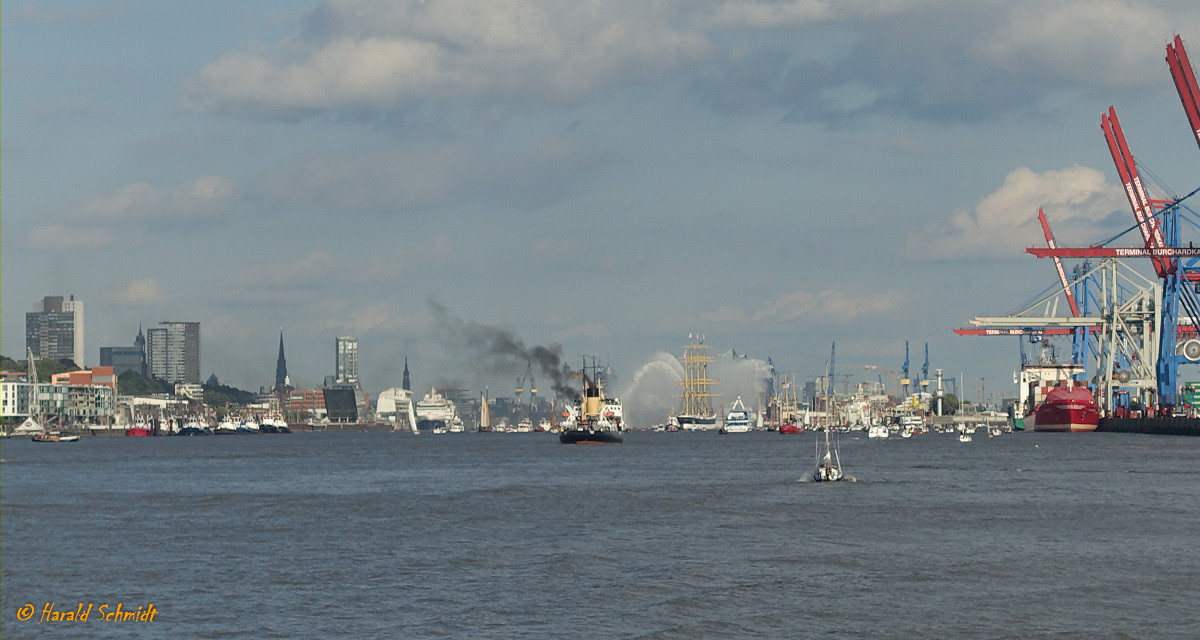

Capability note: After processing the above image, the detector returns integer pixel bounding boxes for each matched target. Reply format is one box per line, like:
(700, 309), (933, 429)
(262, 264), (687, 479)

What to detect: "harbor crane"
(958, 34), (1200, 415)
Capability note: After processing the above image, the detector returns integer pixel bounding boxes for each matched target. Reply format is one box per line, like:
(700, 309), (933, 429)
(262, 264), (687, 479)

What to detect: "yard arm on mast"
(1102, 106), (1174, 278)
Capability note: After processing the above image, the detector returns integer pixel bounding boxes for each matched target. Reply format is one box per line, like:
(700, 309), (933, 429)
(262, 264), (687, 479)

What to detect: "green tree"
(939, 393), (961, 415)
(1, 355), (79, 380)
(118, 371), (173, 396)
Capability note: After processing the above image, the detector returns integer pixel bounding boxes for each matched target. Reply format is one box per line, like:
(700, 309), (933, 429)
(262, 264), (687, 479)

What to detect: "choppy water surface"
(3, 431), (1199, 639)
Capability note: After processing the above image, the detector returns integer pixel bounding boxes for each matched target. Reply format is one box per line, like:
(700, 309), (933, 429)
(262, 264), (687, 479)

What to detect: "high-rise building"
(402, 357), (410, 391)
(99, 324), (148, 377)
(26, 295), (85, 365)
(146, 322), (201, 384)
(335, 336), (358, 386)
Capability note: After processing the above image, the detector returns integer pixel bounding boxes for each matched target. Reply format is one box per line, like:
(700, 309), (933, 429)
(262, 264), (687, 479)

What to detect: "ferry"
(719, 396), (753, 434)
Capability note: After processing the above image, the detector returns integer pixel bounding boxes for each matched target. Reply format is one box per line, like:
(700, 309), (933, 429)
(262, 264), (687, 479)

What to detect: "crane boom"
(953, 328), (1085, 336)
(1036, 208), (1081, 316)
(1101, 107), (1172, 277)
(1167, 34), (1200, 150)
(1027, 246), (1200, 258)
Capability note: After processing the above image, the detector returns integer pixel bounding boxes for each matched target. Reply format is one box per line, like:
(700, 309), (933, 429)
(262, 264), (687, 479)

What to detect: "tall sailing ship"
(676, 334), (719, 430)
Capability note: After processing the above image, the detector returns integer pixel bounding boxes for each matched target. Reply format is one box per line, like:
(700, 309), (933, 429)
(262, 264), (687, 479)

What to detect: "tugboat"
(560, 357), (623, 444)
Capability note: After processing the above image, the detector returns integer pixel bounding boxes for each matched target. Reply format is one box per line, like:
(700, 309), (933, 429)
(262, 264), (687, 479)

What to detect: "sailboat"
(478, 391), (490, 433)
(812, 343), (844, 482)
(812, 424), (844, 482)
(25, 348), (79, 442)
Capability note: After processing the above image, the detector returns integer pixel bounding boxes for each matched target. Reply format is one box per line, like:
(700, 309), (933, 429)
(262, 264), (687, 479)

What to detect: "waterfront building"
(286, 388), (327, 421)
(335, 336), (359, 386)
(26, 295), (85, 366)
(1, 366), (116, 427)
(99, 324), (148, 377)
(376, 387), (414, 425)
(323, 384), (359, 423)
(146, 322), (201, 384)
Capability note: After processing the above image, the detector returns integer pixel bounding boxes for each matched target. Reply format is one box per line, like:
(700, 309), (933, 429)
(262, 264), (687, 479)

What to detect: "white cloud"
(977, 0), (1175, 86)
(697, 289), (901, 325)
(317, 302), (419, 335)
(702, 0), (929, 28)
(909, 165), (1125, 261)
(115, 279), (164, 305)
(182, 0), (712, 113)
(552, 323), (609, 341)
(753, 289), (902, 322)
(28, 224), (113, 249)
(77, 176), (233, 221)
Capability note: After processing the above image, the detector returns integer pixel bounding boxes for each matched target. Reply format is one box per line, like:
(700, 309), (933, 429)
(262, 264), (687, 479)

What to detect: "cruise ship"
(414, 388), (464, 433)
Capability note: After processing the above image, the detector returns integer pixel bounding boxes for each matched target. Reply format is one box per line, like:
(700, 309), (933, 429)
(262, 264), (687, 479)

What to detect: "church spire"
(402, 357), (411, 391)
(275, 328), (290, 392)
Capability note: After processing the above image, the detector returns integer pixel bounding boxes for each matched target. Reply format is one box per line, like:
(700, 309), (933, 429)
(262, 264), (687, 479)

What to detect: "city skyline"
(6, 2), (1200, 396)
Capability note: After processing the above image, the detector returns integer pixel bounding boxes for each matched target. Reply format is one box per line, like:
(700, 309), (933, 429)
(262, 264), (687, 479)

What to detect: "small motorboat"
(32, 432), (80, 443)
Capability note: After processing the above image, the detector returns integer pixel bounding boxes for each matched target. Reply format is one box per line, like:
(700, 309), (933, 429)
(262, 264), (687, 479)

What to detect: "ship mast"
(678, 334), (719, 417)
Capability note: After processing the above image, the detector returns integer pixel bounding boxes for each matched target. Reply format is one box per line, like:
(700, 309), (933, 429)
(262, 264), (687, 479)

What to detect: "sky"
(5, 0), (1200, 415)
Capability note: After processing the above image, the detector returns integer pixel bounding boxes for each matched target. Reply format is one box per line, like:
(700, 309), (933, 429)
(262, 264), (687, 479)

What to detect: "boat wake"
(798, 475), (858, 483)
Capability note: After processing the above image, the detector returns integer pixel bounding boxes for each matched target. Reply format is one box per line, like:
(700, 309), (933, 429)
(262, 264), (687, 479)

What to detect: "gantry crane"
(957, 34), (1200, 415)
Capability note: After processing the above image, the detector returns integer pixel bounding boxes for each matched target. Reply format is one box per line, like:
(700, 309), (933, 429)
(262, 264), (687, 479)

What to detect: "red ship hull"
(1033, 387), (1099, 432)
(779, 423), (805, 434)
(125, 427), (152, 437)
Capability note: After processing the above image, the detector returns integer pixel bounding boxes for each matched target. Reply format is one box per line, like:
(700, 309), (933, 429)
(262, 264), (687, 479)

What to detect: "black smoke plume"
(428, 299), (580, 401)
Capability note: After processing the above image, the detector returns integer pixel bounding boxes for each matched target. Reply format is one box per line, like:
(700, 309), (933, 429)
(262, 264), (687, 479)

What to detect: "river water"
(2, 430), (1198, 639)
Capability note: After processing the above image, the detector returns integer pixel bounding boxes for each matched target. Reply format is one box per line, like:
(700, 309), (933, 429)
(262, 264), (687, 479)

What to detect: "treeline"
(2, 355), (257, 407)
(1, 355), (81, 380)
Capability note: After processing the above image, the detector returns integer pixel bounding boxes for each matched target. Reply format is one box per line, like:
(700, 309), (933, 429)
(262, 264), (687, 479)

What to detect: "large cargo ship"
(1033, 386), (1100, 432)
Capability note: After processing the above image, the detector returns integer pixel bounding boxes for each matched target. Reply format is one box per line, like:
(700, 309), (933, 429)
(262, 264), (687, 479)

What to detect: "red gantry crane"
(1101, 106), (1174, 277)
(1167, 34), (1200, 151)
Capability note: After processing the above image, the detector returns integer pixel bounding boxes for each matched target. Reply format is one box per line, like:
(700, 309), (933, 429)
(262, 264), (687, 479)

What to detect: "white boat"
(812, 343), (845, 482)
(720, 396), (753, 434)
(867, 423), (889, 439)
(957, 423), (973, 442)
(812, 427), (844, 482)
(515, 419), (533, 433)
(32, 432), (79, 443)
(415, 387), (461, 433)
